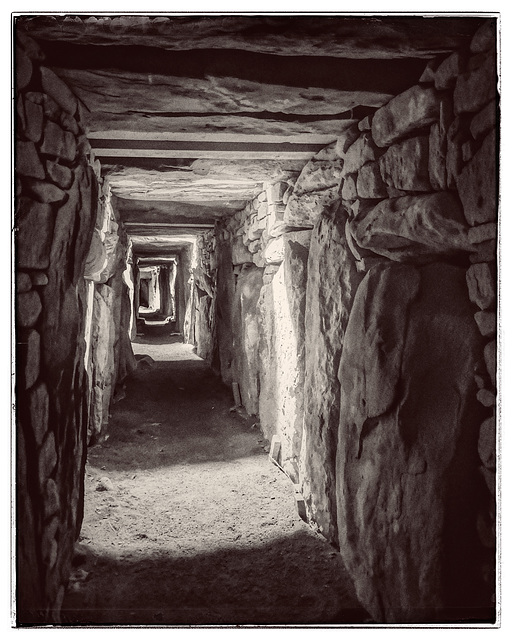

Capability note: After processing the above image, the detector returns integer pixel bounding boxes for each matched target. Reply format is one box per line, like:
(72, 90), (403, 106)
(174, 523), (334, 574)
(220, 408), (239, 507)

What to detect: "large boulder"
(351, 193), (472, 261)
(336, 262), (488, 622)
(299, 207), (363, 545)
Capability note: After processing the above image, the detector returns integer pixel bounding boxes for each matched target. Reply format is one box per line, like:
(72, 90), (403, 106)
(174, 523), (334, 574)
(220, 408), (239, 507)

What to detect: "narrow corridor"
(61, 333), (366, 625)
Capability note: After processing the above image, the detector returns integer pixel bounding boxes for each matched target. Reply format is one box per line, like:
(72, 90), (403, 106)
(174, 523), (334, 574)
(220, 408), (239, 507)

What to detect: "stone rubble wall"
(192, 19), (497, 623)
(15, 34), (101, 623)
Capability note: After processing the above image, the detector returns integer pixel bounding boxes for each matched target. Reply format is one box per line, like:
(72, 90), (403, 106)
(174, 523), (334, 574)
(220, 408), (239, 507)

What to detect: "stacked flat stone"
(16, 35), (100, 623)
(326, 19), (497, 622)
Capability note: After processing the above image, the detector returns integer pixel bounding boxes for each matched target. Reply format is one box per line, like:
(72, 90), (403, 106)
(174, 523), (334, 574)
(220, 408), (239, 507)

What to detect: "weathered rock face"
(258, 231), (310, 481)
(336, 262), (487, 622)
(16, 34), (100, 624)
(232, 264), (264, 415)
(299, 206), (363, 546)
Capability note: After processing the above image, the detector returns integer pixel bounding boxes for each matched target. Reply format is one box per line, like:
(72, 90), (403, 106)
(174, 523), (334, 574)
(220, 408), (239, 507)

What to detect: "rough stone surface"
(453, 53), (497, 115)
(231, 236), (253, 266)
(470, 101), (496, 141)
(484, 340), (496, 388)
(284, 188), (339, 228)
(379, 136), (431, 191)
(477, 389), (495, 408)
(337, 262), (486, 622)
(23, 98), (44, 144)
(40, 67), (79, 115)
(468, 222), (497, 245)
(371, 85), (440, 147)
(17, 272), (32, 293)
(299, 208), (363, 546)
(29, 381), (49, 447)
(46, 161), (74, 190)
(341, 174), (358, 201)
(292, 155), (342, 196)
(17, 140), (46, 179)
(40, 121), (77, 162)
(474, 311), (496, 337)
(351, 193), (471, 261)
(470, 20), (496, 54)
(456, 130), (497, 226)
(434, 51), (466, 90)
(232, 264), (264, 416)
(17, 290), (42, 328)
(356, 161), (388, 198)
(341, 133), (379, 176)
(466, 263), (495, 310)
(20, 329), (41, 390)
(258, 232), (309, 482)
(26, 179), (67, 204)
(478, 416), (496, 469)
(38, 431), (58, 490)
(263, 236), (285, 265)
(428, 122), (447, 190)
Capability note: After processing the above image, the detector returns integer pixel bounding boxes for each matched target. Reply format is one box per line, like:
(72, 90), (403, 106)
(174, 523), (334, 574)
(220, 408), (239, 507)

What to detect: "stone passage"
(61, 338), (366, 625)
(15, 16), (498, 627)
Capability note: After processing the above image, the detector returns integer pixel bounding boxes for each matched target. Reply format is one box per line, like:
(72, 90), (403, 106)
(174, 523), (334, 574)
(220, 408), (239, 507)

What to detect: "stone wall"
(190, 19), (497, 623)
(83, 185), (136, 444)
(16, 34), (100, 623)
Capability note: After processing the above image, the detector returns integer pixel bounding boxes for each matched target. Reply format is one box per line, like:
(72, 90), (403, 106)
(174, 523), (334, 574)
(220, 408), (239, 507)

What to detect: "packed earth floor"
(61, 330), (368, 626)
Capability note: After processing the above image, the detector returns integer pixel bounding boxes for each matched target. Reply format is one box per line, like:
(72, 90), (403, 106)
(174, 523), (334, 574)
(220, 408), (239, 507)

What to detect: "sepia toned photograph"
(12, 11), (499, 628)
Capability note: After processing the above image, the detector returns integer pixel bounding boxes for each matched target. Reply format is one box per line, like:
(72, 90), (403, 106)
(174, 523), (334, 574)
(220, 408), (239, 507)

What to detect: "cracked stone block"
(17, 290), (42, 328)
(469, 239), (496, 264)
(379, 136), (431, 191)
(466, 263), (495, 310)
(371, 85), (440, 148)
(284, 189), (338, 228)
(40, 121), (77, 162)
(17, 140), (45, 179)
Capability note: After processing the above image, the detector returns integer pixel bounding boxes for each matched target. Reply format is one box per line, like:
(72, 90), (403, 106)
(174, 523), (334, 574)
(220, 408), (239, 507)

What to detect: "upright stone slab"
(337, 262), (487, 622)
(258, 231), (310, 481)
(299, 208), (363, 545)
(232, 264), (264, 415)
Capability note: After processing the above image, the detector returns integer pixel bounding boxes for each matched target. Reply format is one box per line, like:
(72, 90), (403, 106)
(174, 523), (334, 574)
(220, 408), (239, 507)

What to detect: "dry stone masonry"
(16, 17), (497, 626)
(189, 19), (497, 623)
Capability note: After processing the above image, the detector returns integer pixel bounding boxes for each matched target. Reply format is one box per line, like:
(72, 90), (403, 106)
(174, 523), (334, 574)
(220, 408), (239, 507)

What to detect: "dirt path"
(61, 335), (367, 626)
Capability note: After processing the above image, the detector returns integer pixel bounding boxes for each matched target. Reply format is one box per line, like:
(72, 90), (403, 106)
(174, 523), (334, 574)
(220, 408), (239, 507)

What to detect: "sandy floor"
(61, 333), (367, 626)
